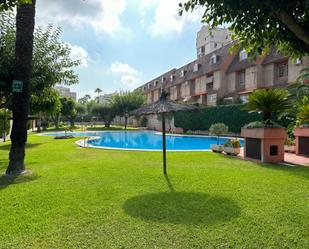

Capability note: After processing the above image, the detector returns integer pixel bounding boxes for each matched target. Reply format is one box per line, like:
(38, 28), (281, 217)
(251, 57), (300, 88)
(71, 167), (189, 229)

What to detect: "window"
(180, 70), (187, 77)
(206, 83), (214, 91)
(214, 43), (217, 48)
(239, 50), (248, 61)
(210, 55), (217, 65)
(194, 63), (201, 72)
(143, 86), (147, 91)
(161, 77), (166, 83)
(197, 46), (205, 57)
(170, 75), (176, 82)
(238, 70), (246, 87)
(148, 83), (152, 89)
(154, 80), (158, 87)
(277, 62), (288, 78)
(209, 94), (217, 103)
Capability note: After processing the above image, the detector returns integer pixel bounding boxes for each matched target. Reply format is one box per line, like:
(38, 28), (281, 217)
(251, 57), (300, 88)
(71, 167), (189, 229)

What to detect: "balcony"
(206, 83), (214, 91)
(206, 76), (214, 84)
(236, 83), (245, 92)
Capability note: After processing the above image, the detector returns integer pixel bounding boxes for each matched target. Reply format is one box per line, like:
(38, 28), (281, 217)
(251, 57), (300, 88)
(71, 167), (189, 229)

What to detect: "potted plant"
(284, 137), (296, 153)
(241, 88), (290, 163)
(209, 123), (228, 153)
(224, 139), (241, 156)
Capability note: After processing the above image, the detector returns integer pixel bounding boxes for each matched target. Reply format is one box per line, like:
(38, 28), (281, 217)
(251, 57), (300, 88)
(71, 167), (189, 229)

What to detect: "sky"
(35, 0), (205, 99)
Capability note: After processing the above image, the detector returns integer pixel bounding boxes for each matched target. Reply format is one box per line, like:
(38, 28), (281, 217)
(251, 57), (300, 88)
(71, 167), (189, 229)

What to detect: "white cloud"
(36, 0), (127, 34)
(140, 0), (203, 36)
(67, 44), (89, 68)
(110, 62), (142, 90)
(120, 75), (141, 89)
(110, 62), (140, 75)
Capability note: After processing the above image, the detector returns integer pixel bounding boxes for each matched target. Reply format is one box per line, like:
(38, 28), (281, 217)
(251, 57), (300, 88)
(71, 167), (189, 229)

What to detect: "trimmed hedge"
(174, 104), (262, 133)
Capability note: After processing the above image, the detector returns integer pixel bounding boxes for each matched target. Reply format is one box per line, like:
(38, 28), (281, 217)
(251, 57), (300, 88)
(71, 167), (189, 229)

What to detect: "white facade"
(54, 85), (77, 101)
(196, 26), (233, 57)
(98, 93), (116, 104)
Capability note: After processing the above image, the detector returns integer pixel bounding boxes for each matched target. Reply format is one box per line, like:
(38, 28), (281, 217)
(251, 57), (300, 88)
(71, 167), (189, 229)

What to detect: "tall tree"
(6, 0), (36, 174)
(180, 0), (309, 58)
(95, 88), (102, 103)
(30, 88), (61, 132)
(60, 97), (77, 128)
(111, 90), (145, 129)
(91, 104), (115, 127)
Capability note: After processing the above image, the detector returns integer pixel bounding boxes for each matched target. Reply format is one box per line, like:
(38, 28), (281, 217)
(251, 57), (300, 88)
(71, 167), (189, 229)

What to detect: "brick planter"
(241, 128), (287, 163)
(294, 127), (309, 156)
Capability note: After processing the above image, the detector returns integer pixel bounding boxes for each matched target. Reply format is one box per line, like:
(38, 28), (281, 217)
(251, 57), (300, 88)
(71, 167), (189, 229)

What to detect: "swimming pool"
(44, 131), (243, 151)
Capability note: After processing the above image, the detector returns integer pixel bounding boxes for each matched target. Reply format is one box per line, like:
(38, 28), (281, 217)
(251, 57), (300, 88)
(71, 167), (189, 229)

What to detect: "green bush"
(0, 110), (11, 137)
(224, 139), (241, 148)
(174, 104), (262, 133)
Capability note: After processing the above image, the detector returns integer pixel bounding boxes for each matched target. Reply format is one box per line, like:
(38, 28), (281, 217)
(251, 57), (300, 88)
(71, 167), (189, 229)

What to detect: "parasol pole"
(162, 112), (167, 175)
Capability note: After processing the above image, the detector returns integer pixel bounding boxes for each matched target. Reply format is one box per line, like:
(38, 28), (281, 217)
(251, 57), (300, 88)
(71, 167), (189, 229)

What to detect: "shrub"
(224, 139), (241, 148)
(209, 123), (228, 145)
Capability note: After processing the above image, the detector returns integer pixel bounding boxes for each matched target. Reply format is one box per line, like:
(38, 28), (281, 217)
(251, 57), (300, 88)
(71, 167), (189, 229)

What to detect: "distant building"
(196, 26), (233, 58)
(98, 93), (116, 104)
(54, 85), (77, 101)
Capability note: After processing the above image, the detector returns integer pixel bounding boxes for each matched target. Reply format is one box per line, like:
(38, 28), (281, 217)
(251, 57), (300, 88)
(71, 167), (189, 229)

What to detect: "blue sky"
(36, 0), (204, 99)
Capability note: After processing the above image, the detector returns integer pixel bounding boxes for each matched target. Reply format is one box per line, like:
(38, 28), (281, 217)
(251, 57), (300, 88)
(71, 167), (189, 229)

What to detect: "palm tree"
(95, 88), (102, 103)
(245, 88), (291, 123)
(6, 0), (36, 175)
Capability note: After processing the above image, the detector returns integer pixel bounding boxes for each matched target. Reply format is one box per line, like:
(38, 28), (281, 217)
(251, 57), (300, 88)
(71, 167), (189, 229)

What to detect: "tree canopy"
(180, 0), (309, 58)
(0, 13), (80, 109)
(0, 0), (31, 11)
(111, 90), (146, 116)
(91, 104), (115, 127)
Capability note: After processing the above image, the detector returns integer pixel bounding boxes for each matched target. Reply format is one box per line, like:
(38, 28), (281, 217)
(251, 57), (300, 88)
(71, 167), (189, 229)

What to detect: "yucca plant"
(245, 88), (291, 124)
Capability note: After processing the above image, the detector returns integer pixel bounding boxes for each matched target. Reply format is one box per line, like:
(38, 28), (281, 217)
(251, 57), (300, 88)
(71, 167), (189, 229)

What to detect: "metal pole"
(162, 113), (167, 175)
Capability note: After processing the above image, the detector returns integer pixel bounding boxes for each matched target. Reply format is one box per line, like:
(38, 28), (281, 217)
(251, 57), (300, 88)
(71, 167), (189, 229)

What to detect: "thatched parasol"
(131, 91), (198, 175)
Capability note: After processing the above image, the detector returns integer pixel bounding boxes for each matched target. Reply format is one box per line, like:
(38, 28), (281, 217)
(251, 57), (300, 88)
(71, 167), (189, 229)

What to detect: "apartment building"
(138, 42), (308, 106)
(54, 85), (77, 101)
(196, 26), (233, 58)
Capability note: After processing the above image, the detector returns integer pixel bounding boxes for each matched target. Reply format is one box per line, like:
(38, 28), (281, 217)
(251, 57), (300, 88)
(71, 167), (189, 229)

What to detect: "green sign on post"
(12, 80), (23, 93)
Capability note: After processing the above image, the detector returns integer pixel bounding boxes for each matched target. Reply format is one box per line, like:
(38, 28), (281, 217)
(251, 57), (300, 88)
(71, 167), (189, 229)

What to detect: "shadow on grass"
(123, 192), (241, 225)
(0, 143), (42, 151)
(0, 172), (39, 191)
(164, 175), (175, 192)
(218, 153), (309, 180)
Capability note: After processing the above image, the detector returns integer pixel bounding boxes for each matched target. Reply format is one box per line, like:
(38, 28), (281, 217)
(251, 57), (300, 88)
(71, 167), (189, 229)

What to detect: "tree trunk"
(6, 1), (36, 175)
(263, 112), (272, 123)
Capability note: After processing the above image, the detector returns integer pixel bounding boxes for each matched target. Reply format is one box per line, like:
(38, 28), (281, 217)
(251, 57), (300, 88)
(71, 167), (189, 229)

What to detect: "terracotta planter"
(224, 147), (241, 156)
(284, 145), (295, 153)
(294, 127), (309, 156)
(211, 144), (224, 153)
(241, 127), (286, 163)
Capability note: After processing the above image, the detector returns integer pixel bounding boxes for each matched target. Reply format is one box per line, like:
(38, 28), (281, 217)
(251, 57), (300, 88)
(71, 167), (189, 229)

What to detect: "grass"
(0, 134), (308, 248)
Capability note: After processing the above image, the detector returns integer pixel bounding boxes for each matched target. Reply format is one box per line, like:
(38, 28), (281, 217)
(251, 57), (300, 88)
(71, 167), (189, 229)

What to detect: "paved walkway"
(284, 152), (309, 166)
(239, 149), (309, 166)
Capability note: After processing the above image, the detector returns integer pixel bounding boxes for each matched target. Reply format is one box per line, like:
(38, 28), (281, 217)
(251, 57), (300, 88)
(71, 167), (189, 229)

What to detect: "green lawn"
(0, 134), (308, 248)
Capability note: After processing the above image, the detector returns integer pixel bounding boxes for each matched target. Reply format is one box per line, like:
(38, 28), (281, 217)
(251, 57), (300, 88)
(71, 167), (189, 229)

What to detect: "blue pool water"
(44, 131), (243, 151)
